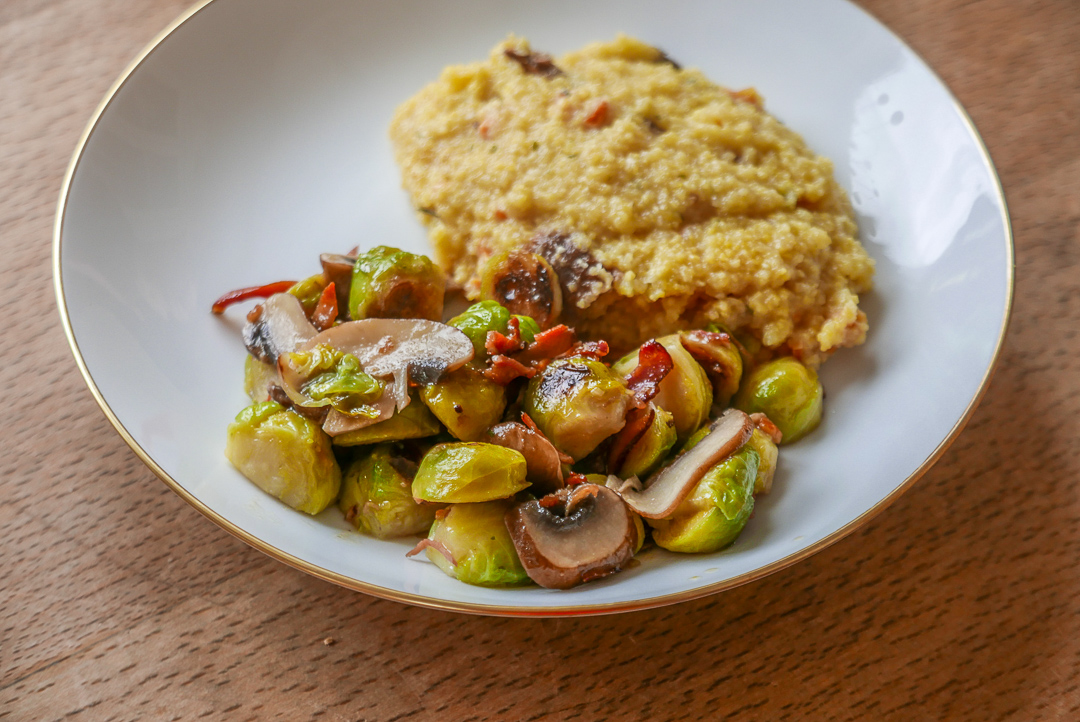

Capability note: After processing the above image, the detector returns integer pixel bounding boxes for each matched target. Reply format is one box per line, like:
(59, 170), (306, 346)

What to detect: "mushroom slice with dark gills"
(505, 484), (640, 589)
(242, 292), (318, 364)
(608, 409), (754, 519)
(279, 318), (474, 437)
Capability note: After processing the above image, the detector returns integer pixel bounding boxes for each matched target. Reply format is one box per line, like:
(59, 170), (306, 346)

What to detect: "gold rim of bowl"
(52, 0), (1016, 617)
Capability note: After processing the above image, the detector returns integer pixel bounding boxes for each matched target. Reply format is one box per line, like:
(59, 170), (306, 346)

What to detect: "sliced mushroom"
(242, 293), (317, 364)
(608, 409), (753, 519)
(320, 253), (356, 315)
(486, 421), (565, 495)
(505, 484), (639, 589)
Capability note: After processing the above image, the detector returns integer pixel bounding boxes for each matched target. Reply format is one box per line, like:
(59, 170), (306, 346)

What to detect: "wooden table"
(2, 0), (1076, 718)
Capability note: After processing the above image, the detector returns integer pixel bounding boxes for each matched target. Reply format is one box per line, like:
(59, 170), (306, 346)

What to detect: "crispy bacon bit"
(559, 340), (609, 360)
(583, 99), (610, 127)
(485, 317), (524, 356)
(211, 280), (297, 314)
(483, 355), (537, 385)
(434, 507), (450, 521)
(494, 209), (508, 221)
(312, 282), (338, 331)
(728, 87), (763, 108)
(539, 494), (562, 508)
(607, 405), (655, 474)
(406, 538), (456, 565)
(750, 412), (783, 444)
(623, 340), (674, 407)
(566, 473), (589, 487)
(504, 48), (564, 78)
(514, 324), (576, 365)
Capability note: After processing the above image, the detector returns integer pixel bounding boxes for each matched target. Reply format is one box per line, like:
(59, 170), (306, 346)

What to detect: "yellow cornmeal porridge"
(390, 35), (874, 364)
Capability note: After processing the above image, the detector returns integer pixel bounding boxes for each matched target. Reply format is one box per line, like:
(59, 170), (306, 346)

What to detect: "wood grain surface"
(2, 0), (1077, 719)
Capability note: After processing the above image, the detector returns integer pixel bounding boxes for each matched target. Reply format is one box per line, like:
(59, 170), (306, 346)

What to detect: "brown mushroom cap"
(609, 409), (753, 519)
(486, 422), (565, 495)
(242, 293), (317, 363)
(505, 484), (639, 589)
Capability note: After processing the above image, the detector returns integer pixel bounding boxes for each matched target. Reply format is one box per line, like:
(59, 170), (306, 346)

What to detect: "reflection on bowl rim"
(52, 0), (1015, 617)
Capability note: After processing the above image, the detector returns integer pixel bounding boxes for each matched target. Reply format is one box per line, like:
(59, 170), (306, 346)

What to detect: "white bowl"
(54, 0), (1012, 616)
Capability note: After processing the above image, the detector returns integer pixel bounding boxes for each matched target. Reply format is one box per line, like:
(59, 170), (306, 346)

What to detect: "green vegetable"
(513, 315), (540, 345)
(734, 357), (823, 444)
(412, 443), (529, 503)
(420, 368), (507, 441)
(648, 446), (759, 553)
(339, 444), (437, 538)
(613, 334), (712, 442)
(288, 274), (328, 315)
(746, 427), (779, 495)
(243, 355), (278, 402)
(619, 406), (677, 479)
(424, 501), (530, 586)
(522, 356), (634, 460)
(281, 343), (384, 418)
(225, 401), (341, 515)
(348, 246), (445, 321)
(332, 399), (442, 446)
(448, 300), (540, 357)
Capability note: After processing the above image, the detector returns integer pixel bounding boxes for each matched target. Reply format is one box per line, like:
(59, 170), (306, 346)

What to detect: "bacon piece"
(583, 99), (610, 127)
(211, 280), (297, 314)
(565, 472), (589, 487)
(483, 355), (537, 385)
(406, 538), (456, 566)
(558, 340), (609, 360)
(624, 340), (674, 407)
(485, 317), (525, 356)
(312, 282), (338, 331)
(514, 324), (576, 365)
(607, 405), (655, 474)
(750, 412), (783, 444)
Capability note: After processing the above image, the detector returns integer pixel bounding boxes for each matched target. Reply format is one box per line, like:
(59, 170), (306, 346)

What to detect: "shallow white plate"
(55, 0), (1012, 616)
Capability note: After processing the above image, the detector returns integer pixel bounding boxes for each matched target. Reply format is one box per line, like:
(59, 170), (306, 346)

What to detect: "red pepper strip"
(312, 282), (338, 330)
(607, 405), (655, 475)
(624, 340), (674, 407)
(485, 317), (524, 356)
(482, 355), (537, 385)
(211, 280), (297, 314)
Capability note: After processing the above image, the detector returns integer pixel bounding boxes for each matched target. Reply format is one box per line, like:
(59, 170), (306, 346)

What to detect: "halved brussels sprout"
(332, 397), (441, 446)
(279, 343), (384, 418)
(420, 368), (507, 441)
(225, 401), (341, 514)
(619, 405), (677, 479)
(734, 357), (823, 444)
(288, 274), (328, 315)
(648, 446), (759, 553)
(480, 250), (563, 329)
(746, 427), (779, 495)
(243, 355), (278, 402)
(348, 246), (445, 321)
(339, 444), (437, 538)
(522, 356), (633, 460)
(412, 442), (529, 503)
(613, 335), (712, 442)
(421, 501), (530, 587)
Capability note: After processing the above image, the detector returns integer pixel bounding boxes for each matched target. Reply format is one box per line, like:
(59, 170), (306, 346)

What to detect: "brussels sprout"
(423, 501), (530, 586)
(339, 444), (437, 538)
(420, 368), (507, 441)
(480, 250), (563, 329)
(619, 406), (677, 479)
(613, 335), (712, 442)
(288, 274), (328, 315)
(514, 315), (540, 345)
(348, 245), (445, 321)
(280, 343), (384, 418)
(522, 357), (634, 460)
(680, 329), (743, 408)
(648, 446), (759, 553)
(447, 300), (539, 358)
(412, 443), (529, 503)
(225, 401), (341, 514)
(734, 357), (823, 444)
(244, 355), (278, 402)
(746, 427), (779, 495)
(332, 398), (441, 446)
